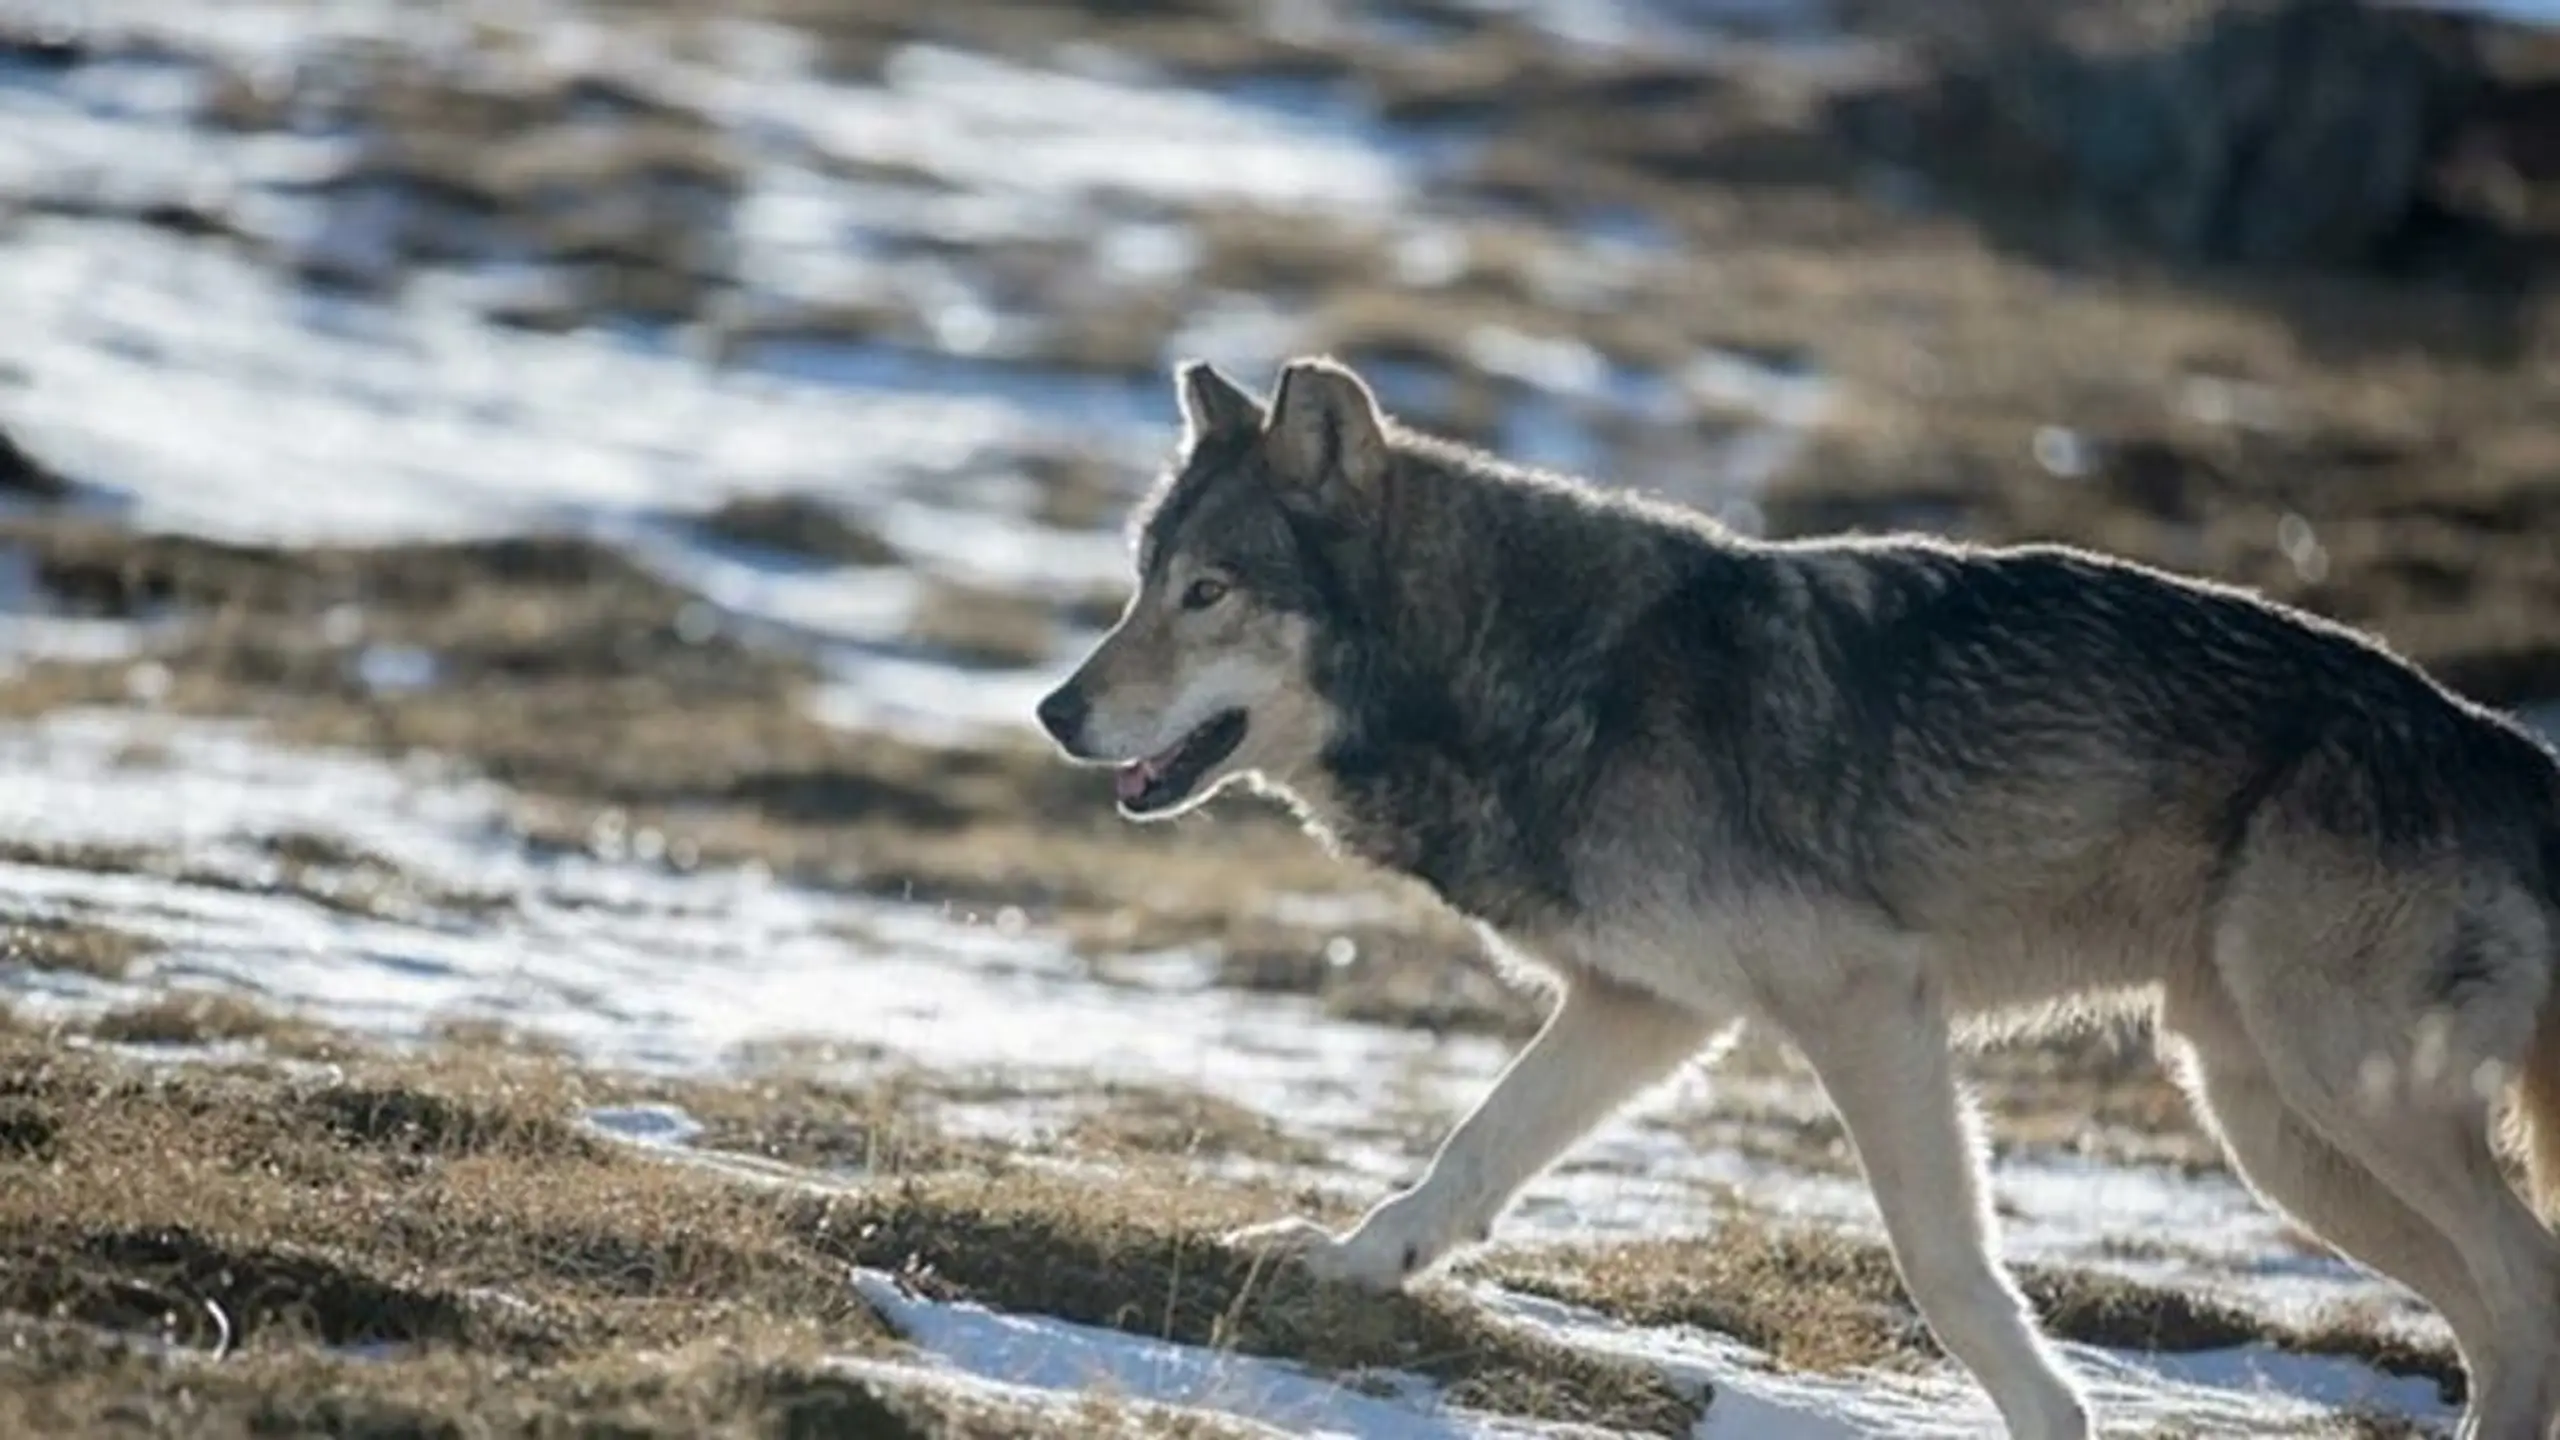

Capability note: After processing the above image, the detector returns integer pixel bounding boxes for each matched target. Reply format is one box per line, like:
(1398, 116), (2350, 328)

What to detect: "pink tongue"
(1114, 760), (1156, 803)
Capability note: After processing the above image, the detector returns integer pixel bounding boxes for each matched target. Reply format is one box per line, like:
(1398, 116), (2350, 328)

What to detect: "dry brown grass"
(0, 1329), (940, 1440)
(0, 1010), (1712, 1436)
(1057, 1080), (1329, 1167)
(0, 978), (2472, 1437)
(799, 1172), (1706, 1435)
(0, 916), (155, 983)
(692, 493), (902, 567)
(0, 1031), (898, 1433)
(662, 1066), (976, 1176)
(1022, 448), (1138, 532)
(1481, 1223), (2462, 1401)
(86, 992), (313, 1049)
(906, 576), (1060, 669)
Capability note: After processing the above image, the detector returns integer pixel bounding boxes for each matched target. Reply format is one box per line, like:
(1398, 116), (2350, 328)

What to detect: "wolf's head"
(1035, 355), (1391, 822)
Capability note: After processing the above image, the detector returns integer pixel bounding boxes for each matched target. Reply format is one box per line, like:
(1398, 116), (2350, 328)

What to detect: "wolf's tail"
(2513, 804), (2560, 1227)
(2515, 977), (2560, 1227)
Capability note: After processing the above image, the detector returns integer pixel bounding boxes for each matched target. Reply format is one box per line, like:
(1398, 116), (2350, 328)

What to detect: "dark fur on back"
(1137, 400), (2560, 942)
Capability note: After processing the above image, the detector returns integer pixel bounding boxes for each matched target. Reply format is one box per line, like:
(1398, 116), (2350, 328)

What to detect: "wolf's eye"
(1180, 576), (1230, 611)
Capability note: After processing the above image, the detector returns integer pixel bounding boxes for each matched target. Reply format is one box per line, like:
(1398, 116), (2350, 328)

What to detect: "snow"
(1447, 1286), (2442, 1439)
(581, 1102), (704, 1148)
(851, 1269), (1548, 1440)
(841, 1267), (2455, 1439)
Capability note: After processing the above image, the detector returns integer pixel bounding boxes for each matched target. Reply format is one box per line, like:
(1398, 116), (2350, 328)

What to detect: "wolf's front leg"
(1777, 969), (2091, 1440)
(1229, 970), (1719, 1289)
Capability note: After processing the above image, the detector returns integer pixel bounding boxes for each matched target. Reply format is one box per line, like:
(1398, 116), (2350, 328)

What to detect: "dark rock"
(1851, 0), (2495, 271)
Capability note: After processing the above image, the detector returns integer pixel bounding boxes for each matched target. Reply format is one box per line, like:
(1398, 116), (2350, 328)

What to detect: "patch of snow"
(825, 1350), (1293, 1438)
(2094, 1343), (2451, 1428)
(842, 1258), (2450, 1440)
(1480, 1286), (2453, 1439)
(0, 222), (1047, 547)
(707, 40), (1409, 215)
(850, 1268), (1577, 1439)
(352, 644), (441, 694)
(1680, 347), (1830, 429)
(581, 1102), (702, 1148)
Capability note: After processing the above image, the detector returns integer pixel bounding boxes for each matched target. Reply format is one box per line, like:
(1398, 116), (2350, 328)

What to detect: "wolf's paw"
(1222, 1216), (1414, 1292)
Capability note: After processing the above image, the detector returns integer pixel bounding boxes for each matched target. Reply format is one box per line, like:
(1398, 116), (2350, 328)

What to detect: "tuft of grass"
(0, 915), (156, 982)
(0, 1019), (891, 1364)
(905, 577), (1060, 669)
(297, 1082), (607, 1162)
(0, 1326), (971, 1439)
(88, 992), (309, 1049)
(1021, 449), (1135, 532)
(0, 1000), (1702, 1436)
(1059, 1081), (1329, 1167)
(658, 1069), (972, 1176)
(0, 1223), (491, 1354)
(1481, 1220), (2462, 1398)
(796, 1172), (1708, 1436)
(1482, 1224), (1920, 1373)
(693, 493), (901, 566)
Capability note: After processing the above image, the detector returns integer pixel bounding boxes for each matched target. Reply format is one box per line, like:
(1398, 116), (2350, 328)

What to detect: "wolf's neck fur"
(1299, 436), (1756, 927)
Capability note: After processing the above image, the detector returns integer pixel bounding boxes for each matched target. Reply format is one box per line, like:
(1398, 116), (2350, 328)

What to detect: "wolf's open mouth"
(1115, 710), (1247, 815)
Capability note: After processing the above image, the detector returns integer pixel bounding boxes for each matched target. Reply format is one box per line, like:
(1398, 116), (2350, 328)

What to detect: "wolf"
(1033, 354), (2560, 1440)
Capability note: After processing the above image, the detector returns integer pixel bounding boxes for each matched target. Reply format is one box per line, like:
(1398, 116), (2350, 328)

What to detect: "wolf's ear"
(1263, 356), (1387, 507)
(1175, 360), (1264, 445)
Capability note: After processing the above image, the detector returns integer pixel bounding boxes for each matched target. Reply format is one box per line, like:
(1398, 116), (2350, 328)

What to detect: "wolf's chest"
(1485, 887), (1871, 1021)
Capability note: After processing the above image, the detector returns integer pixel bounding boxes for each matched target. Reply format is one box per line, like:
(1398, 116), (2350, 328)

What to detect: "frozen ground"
(0, 0), (2550, 1435)
(0, 704), (2489, 1435)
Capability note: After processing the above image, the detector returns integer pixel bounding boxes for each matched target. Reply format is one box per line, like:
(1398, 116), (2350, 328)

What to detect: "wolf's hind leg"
(1778, 968), (2090, 1440)
(2210, 871), (2560, 1439)
(2158, 976), (2508, 1418)
(2218, 1021), (2560, 1433)
(1227, 968), (1720, 1289)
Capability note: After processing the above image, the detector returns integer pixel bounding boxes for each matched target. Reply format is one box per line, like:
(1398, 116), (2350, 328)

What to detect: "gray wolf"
(1033, 355), (2560, 1440)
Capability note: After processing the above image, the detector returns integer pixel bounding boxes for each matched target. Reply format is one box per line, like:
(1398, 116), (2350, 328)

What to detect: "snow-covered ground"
(0, 0), (2544, 1434)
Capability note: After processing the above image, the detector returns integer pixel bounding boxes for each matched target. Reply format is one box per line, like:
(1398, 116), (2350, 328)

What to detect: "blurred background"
(0, 0), (2556, 1433)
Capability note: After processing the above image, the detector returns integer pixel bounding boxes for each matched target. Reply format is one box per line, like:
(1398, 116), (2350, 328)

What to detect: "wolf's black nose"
(1036, 686), (1088, 746)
